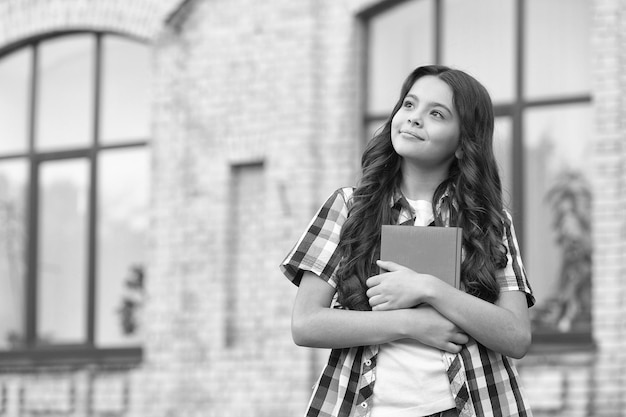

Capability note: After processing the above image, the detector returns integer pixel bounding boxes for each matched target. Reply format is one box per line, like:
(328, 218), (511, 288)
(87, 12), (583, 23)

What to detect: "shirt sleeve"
(279, 188), (352, 288)
(496, 210), (535, 307)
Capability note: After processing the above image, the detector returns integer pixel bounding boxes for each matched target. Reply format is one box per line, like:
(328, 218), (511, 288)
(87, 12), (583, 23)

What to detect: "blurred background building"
(0, 0), (621, 415)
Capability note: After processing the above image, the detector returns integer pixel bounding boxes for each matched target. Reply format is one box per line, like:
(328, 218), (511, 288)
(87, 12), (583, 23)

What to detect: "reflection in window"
(37, 159), (89, 344)
(442, 0), (515, 103)
(100, 37), (151, 143)
(97, 149), (148, 346)
(36, 36), (94, 151)
(0, 48), (31, 154)
(0, 161), (28, 349)
(367, 0), (434, 116)
(524, 105), (593, 333)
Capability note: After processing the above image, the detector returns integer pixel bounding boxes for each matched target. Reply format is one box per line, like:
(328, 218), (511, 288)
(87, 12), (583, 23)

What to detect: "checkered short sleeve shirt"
(280, 187), (535, 417)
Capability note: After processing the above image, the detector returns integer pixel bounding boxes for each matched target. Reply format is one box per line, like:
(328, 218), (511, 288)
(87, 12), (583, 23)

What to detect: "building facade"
(0, 0), (623, 416)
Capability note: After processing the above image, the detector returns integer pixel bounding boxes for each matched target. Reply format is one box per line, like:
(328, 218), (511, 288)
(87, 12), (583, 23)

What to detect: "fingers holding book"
(366, 260), (440, 311)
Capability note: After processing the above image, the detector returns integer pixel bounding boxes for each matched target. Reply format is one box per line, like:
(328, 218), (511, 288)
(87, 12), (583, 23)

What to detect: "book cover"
(380, 225), (463, 289)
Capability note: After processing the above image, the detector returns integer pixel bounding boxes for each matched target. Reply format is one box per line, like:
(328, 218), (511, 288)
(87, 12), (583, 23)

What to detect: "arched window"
(360, 0), (592, 343)
(0, 32), (150, 363)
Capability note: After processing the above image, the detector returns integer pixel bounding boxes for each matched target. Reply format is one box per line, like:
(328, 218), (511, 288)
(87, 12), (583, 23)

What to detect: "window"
(0, 32), (150, 363)
(361, 0), (592, 342)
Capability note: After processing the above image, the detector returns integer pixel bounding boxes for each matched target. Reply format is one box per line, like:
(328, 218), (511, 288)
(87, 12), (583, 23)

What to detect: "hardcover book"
(380, 225), (463, 289)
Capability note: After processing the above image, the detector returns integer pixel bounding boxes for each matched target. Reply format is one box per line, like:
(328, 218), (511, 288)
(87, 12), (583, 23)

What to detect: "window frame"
(358, 0), (593, 349)
(0, 31), (148, 365)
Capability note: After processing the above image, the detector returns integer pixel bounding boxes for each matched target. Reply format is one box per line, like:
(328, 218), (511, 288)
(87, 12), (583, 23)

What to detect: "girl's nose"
(408, 114), (421, 126)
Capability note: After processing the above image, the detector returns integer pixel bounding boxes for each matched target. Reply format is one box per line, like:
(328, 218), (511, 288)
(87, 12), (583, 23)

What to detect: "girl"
(280, 65), (534, 417)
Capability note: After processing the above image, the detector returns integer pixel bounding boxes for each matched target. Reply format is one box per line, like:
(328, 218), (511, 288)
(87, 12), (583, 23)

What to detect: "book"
(380, 225), (463, 289)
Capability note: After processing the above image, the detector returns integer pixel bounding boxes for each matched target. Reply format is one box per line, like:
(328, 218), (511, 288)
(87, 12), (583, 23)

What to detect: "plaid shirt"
(280, 187), (535, 417)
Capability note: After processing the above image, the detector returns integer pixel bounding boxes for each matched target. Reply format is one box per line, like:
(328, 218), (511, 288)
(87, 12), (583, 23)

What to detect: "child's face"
(391, 75), (461, 171)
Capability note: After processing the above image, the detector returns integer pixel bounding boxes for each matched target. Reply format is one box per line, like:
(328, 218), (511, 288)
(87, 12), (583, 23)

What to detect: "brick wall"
(0, 0), (181, 46)
(590, 0), (626, 415)
(145, 0), (372, 414)
(147, 1), (314, 414)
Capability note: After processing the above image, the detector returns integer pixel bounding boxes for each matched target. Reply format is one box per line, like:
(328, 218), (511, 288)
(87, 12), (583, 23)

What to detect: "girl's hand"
(366, 260), (440, 311)
(403, 306), (469, 353)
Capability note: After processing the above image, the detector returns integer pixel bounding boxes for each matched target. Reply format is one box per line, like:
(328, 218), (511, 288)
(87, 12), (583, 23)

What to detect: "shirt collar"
(390, 186), (454, 226)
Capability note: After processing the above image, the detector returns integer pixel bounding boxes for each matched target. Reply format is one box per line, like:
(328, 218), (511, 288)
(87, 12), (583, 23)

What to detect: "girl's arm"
(428, 286), (531, 358)
(292, 271), (469, 352)
(368, 261), (531, 359)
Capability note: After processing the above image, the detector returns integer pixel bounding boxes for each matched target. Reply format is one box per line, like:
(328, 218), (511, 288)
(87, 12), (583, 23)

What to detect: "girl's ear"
(455, 147), (464, 159)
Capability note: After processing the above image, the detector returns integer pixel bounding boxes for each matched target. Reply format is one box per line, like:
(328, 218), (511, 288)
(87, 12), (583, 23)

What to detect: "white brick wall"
(0, 0), (182, 46)
(591, 0), (626, 415)
(145, 0), (324, 414)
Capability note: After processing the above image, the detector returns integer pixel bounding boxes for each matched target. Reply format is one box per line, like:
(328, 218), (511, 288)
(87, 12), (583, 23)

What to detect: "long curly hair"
(336, 65), (507, 311)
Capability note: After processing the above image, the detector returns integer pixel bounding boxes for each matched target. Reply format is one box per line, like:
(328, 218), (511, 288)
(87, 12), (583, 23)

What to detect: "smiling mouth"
(400, 130), (425, 140)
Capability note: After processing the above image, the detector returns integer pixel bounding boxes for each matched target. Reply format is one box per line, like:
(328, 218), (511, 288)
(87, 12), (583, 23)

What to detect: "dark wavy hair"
(336, 65), (507, 310)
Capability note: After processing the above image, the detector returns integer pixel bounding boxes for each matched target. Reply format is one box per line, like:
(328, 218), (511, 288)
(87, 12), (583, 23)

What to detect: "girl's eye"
(403, 100), (414, 108)
(431, 110), (444, 119)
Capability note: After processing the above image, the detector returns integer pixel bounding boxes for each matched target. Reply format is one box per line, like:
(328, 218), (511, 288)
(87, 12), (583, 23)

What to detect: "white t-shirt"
(371, 198), (455, 417)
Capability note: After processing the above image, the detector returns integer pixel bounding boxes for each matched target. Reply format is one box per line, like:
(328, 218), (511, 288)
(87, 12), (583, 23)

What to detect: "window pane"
(0, 160), (28, 349)
(367, 0), (434, 115)
(365, 119), (385, 142)
(524, 104), (592, 333)
(493, 117), (513, 210)
(100, 37), (150, 144)
(96, 149), (148, 346)
(525, 0), (590, 99)
(38, 159), (89, 344)
(36, 36), (94, 150)
(0, 48), (31, 154)
(442, 0), (515, 103)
